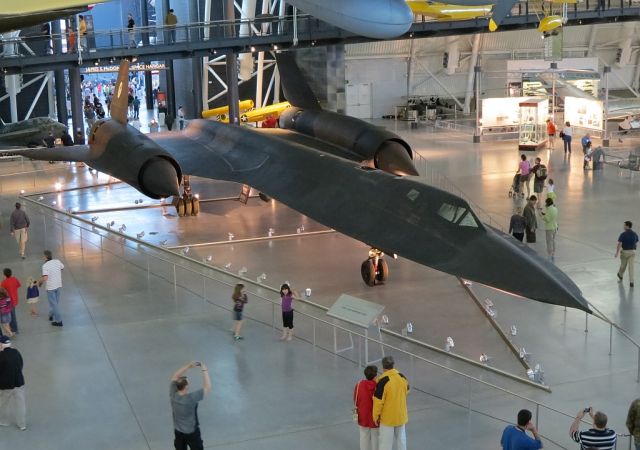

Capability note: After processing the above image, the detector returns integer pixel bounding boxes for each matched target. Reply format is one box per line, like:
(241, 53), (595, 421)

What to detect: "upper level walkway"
(0, 0), (639, 74)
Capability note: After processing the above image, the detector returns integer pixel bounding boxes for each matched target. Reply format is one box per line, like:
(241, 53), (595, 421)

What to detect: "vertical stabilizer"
(110, 59), (131, 125)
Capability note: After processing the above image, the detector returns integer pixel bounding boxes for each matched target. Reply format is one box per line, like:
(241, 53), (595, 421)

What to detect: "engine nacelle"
(279, 108), (417, 176)
(88, 120), (182, 199)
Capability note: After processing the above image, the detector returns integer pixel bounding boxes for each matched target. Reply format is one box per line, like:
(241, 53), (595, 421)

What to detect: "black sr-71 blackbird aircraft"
(14, 54), (590, 313)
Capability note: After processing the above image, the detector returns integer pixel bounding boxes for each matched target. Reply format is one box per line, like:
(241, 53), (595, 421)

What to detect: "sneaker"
(48, 315), (53, 321)
(51, 321), (63, 327)
(631, 283), (635, 288)
(19, 426), (26, 431)
(234, 335), (244, 341)
(617, 273), (623, 282)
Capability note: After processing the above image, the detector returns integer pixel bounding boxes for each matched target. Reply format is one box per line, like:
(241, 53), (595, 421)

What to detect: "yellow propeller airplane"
(202, 101), (291, 124)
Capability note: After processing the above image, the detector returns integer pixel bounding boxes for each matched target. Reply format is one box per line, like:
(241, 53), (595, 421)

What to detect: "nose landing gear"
(173, 175), (200, 216)
(361, 248), (389, 286)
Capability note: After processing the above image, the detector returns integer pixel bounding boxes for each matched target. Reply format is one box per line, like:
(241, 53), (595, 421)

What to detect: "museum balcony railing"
(2, 1), (640, 72)
(15, 194), (634, 449)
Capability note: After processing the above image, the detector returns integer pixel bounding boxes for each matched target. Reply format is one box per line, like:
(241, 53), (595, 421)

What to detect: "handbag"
(352, 381), (360, 422)
(559, 131), (565, 139)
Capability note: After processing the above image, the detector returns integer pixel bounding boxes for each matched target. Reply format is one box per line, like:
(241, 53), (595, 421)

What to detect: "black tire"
(258, 192), (271, 202)
(361, 260), (376, 286)
(176, 198), (186, 217)
(191, 198), (200, 216)
(376, 258), (389, 282)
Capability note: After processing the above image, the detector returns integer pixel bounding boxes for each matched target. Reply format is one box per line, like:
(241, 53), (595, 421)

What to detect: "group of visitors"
(511, 155), (558, 261)
(501, 405), (620, 450)
(353, 357), (410, 450)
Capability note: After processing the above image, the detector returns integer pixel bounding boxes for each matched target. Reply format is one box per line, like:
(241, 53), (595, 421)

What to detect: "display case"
(518, 99), (548, 151)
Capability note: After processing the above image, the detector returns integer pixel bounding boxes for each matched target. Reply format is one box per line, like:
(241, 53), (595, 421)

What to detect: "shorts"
(233, 310), (243, 321)
(27, 297), (39, 304)
(282, 310), (294, 329)
(0, 313), (10, 324)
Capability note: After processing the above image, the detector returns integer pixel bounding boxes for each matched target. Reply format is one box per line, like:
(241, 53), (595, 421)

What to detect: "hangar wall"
(345, 24), (640, 118)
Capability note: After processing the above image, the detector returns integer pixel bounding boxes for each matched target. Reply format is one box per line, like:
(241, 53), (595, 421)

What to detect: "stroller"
(508, 173), (521, 198)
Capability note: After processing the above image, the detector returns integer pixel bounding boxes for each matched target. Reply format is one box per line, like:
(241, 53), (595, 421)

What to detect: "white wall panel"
(345, 58), (407, 118)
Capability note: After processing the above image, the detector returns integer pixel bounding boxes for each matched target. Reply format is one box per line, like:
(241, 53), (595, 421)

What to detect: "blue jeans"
(563, 136), (572, 154)
(9, 308), (18, 333)
(47, 288), (62, 322)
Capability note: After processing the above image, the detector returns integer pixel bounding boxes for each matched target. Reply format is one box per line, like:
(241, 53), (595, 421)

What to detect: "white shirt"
(562, 126), (573, 137)
(42, 259), (64, 290)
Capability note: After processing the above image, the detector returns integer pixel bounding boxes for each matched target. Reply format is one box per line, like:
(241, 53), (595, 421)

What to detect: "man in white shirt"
(39, 250), (65, 327)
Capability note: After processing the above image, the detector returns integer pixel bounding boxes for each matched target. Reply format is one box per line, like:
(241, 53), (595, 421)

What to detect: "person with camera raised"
(170, 361), (211, 450)
(500, 409), (543, 449)
(570, 407), (616, 450)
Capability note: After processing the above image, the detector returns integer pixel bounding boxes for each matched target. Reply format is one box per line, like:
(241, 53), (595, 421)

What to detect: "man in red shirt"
(2, 269), (21, 334)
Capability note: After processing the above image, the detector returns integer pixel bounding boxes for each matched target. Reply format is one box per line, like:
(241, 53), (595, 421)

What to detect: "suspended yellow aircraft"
(240, 101), (291, 124)
(202, 101), (291, 124)
(201, 100), (255, 120)
(407, 0), (577, 32)
(0, 0), (109, 33)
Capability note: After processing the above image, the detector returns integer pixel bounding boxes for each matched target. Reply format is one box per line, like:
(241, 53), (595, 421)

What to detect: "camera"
(583, 407), (591, 413)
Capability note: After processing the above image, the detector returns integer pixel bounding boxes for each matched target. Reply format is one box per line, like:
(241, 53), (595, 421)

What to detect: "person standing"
(541, 198), (558, 262)
(0, 336), (26, 431)
(166, 9), (178, 44)
(509, 207), (526, 242)
(530, 157), (547, 198)
(373, 356), (409, 450)
(561, 121), (573, 155)
(75, 129), (85, 145)
(170, 361), (211, 450)
(231, 283), (247, 340)
(354, 365), (379, 450)
(500, 409), (542, 450)
(0, 289), (13, 337)
(627, 398), (640, 450)
(523, 196), (538, 244)
(616, 220), (639, 288)
(43, 131), (55, 148)
(279, 283), (295, 341)
(517, 154), (532, 198)
(127, 13), (136, 48)
(546, 118), (556, 149)
(570, 408), (616, 450)
(25, 278), (40, 317)
(78, 15), (87, 51)
(39, 250), (65, 327)
(9, 202), (29, 259)
(581, 133), (591, 154)
(133, 96), (140, 120)
(165, 112), (175, 131)
(2, 269), (21, 335)
(178, 106), (185, 130)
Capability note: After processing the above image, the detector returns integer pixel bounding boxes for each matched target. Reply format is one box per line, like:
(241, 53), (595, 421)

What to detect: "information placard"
(327, 294), (385, 328)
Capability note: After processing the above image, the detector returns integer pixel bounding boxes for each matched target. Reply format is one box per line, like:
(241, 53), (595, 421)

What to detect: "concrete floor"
(0, 122), (639, 449)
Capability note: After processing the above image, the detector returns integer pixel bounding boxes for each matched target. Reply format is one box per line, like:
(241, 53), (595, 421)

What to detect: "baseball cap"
(0, 336), (11, 345)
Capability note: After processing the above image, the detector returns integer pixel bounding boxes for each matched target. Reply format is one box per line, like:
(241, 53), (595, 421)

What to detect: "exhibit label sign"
(327, 294), (385, 328)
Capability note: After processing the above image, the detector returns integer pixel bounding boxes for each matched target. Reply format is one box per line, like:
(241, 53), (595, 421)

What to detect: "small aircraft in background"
(0, 117), (67, 149)
(202, 101), (291, 124)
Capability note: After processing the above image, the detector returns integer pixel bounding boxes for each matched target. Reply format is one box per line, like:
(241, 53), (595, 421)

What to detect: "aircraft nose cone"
(141, 157), (180, 198)
(375, 141), (420, 176)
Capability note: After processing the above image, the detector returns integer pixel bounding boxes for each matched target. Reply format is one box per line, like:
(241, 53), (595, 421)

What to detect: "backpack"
(536, 165), (548, 180)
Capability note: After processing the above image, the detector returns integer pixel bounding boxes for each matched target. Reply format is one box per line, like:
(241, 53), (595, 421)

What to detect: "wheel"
(361, 260), (376, 286)
(376, 258), (389, 282)
(184, 198), (193, 216)
(191, 198), (200, 216)
(176, 198), (186, 217)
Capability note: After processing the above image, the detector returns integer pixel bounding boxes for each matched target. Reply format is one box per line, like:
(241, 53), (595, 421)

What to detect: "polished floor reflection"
(0, 123), (639, 449)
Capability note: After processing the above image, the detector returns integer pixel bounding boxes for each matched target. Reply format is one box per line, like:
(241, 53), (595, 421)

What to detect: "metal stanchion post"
(272, 303), (276, 329)
(467, 379), (472, 411)
(202, 276), (206, 303)
(173, 264), (177, 301)
(609, 323), (613, 355)
(146, 254), (150, 288)
(585, 312), (589, 333)
(312, 320), (316, 348)
(535, 404), (540, 428)
(637, 347), (640, 382)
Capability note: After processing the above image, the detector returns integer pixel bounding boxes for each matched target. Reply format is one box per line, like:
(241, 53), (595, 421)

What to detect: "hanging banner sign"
(81, 62), (167, 74)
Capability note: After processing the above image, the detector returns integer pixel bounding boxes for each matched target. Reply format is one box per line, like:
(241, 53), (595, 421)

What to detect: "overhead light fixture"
(250, 46), (256, 53)
(273, 44), (278, 50)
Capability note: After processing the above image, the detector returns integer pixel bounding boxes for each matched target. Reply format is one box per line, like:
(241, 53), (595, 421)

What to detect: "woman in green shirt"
(541, 198), (558, 262)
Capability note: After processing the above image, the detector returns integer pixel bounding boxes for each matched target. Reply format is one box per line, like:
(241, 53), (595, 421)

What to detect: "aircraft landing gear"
(173, 175), (200, 217)
(361, 248), (389, 286)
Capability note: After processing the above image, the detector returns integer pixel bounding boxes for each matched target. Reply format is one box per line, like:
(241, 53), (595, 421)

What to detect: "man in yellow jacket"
(373, 356), (410, 450)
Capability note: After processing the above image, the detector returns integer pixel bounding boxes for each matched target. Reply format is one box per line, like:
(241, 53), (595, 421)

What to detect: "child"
(26, 277), (40, 317)
(354, 365), (379, 450)
(0, 287), (13, 337)
(546, 178), (556, 203)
